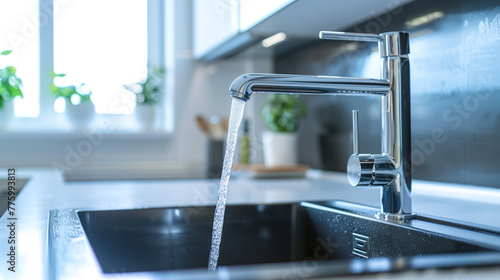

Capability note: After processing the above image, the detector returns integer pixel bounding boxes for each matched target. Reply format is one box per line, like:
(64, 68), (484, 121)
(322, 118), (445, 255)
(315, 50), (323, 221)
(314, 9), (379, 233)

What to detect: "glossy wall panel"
(276, 0), (500, 187)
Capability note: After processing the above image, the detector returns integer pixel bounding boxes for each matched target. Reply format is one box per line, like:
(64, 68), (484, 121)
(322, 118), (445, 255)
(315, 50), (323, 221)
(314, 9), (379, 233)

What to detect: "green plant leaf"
(7, 85), (23, 98)
(48, 71), (93, 104)
(1, 50), (12, 56)
(0, 60), (24, 101)
(260, 93), (307, 132)
(123, 65), (165, 105)
(49, 70), (66, 78)
(6, 66), (17, 75)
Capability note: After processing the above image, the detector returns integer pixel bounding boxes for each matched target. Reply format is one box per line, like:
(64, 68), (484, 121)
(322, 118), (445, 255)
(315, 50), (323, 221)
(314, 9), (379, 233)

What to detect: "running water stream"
(208, 97), (246, 271)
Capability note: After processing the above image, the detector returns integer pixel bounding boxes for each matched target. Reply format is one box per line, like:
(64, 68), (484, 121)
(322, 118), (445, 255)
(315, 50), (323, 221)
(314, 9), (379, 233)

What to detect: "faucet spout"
(230, 74), (390, 101)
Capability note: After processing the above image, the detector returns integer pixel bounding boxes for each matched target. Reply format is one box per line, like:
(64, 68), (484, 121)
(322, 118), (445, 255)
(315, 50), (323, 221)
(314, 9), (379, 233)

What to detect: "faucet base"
(375, 212), (417, 222)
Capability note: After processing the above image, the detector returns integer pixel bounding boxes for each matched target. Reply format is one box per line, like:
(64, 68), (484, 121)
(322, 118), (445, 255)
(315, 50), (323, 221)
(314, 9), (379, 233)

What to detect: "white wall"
(0, 0), (273, 172)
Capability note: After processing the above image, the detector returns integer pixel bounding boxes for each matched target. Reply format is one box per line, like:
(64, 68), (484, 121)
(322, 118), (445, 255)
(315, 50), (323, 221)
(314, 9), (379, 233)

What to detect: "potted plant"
(123, 67), (165, 131)
(49, 71), (94, 129)
(260, 93), (307, 167)
(0, 50), (23, 129)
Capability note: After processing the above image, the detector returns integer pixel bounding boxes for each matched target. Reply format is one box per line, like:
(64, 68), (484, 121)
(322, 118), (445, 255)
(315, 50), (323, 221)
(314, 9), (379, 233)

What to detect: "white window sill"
(1, 113), (172, 140)
(0, 130), (171, 141)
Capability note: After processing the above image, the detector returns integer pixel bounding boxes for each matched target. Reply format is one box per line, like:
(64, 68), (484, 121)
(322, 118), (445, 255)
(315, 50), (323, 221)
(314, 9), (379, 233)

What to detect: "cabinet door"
(193, 0), (239, 58)
(239, 0), (294, 32)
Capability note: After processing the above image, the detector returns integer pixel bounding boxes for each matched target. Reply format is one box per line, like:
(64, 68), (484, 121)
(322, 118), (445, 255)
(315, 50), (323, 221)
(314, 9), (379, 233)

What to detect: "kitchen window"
(0, 0), (40, 118)
(1, 0), (168, 133)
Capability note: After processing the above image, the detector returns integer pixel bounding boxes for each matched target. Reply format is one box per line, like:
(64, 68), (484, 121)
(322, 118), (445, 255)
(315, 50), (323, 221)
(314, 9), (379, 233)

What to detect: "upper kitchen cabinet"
(239, 0), (295, 32)
(193, 0), (239, 59)
(193, 0), (415, 60)
(193, 0), (294, 60)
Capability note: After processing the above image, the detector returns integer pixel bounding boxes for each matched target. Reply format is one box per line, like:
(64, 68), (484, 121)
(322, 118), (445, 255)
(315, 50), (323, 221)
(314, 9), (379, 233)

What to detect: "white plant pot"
(262, 131), (298, 167)
(135, 104), (156, 131)
(65, 102), (95, 130)
(0, 101), (14, 130)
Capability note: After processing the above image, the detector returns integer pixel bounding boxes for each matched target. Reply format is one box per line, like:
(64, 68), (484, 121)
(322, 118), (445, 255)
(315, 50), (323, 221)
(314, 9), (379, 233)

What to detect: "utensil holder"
(207, 140), (225, 178)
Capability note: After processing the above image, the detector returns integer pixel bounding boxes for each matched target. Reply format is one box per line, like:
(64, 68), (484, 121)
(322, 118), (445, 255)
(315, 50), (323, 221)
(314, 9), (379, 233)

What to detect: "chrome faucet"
(229, 31), (413, 221)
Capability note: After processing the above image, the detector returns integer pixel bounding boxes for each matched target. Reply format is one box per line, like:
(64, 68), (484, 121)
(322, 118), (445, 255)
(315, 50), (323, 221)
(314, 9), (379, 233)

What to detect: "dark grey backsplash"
(275, 0), (500, 188)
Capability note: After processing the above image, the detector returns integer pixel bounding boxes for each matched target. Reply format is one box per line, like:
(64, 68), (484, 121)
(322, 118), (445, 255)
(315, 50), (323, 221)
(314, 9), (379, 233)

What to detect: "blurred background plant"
(0, 50), (23, 109)
(260, 93), (307, 132)
(123, 66), (165, 105)
(49, 70), (93, 105)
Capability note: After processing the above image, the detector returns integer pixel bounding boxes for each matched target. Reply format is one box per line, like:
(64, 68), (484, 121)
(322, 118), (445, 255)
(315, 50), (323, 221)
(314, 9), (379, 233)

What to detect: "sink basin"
(48, 201), (500, 279)
(77, 203), (300, 272)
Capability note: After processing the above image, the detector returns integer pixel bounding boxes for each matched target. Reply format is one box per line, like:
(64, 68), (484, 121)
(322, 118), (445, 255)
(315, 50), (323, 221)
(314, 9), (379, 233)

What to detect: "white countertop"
(1, 168), (500, 279)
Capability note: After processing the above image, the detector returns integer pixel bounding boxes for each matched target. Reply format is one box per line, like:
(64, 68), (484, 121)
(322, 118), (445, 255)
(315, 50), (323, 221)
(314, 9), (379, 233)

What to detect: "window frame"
(6, 0), (171, 135)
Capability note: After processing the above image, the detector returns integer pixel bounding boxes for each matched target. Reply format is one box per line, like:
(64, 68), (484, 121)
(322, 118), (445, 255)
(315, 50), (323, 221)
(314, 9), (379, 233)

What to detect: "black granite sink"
(73, 201), (500, 276)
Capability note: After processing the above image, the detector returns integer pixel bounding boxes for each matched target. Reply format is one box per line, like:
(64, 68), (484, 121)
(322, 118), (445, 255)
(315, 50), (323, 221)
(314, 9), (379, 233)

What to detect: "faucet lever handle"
(319, 31), (410, 58)
(352, 110), (359, 154)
